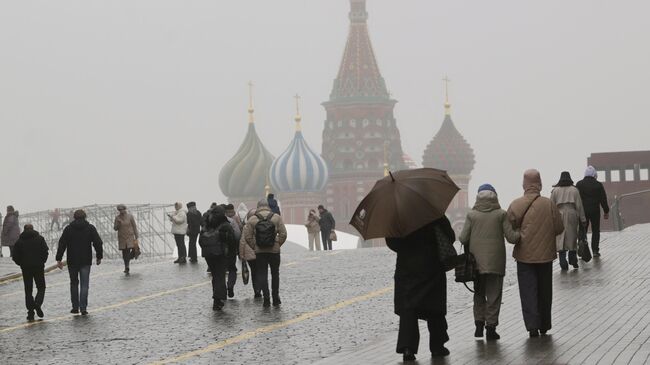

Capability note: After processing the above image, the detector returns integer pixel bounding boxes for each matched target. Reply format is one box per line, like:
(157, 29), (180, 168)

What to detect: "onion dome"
(270, 96), (329, 193)
(422, 85), (475, 175)
(219, 83), (275, 198)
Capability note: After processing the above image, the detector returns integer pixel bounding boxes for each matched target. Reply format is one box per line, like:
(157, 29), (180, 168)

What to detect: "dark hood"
(19, 230), (40, 239)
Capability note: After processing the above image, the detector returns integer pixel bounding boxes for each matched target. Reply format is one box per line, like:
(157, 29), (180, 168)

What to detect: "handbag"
(329, 231), (338, 242)
(578, 224), (592, 262)
(455, 243), (478, 286)
(241, 260), (250, 285)
(132, 239), (141, 260)
(435, 225), (458, 272)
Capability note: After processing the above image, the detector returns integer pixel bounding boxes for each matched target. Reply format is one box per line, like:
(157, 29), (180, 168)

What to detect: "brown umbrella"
(349, 168), (459, 240)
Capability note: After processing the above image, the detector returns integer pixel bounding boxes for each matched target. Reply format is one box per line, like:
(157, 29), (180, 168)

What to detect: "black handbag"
(435, 225), (458, 272)
(241, 260), (250, 285)
(578, 224), (592, 262)
(455, 243), (478, 293)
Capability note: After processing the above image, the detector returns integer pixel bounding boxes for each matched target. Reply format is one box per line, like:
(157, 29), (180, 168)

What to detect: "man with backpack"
(199, 206), (236, 311)
(242, 199), (287, 307)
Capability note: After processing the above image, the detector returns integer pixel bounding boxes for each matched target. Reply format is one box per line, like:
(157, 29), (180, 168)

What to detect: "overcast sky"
(1, 0), (648, 214)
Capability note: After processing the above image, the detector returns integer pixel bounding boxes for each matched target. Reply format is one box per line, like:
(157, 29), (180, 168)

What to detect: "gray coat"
(1, 212), (20, 247)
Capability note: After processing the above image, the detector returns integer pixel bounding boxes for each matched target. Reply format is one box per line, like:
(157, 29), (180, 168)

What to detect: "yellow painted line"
(148, 285), (394, 365)
(0, 280), (210, 333)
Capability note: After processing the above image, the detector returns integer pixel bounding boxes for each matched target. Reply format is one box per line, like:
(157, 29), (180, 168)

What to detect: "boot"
(431, 346), (450, 357)
(36, 307), (44, 318)
(474, 321), (485, 338)
(27, 311), (35, 321)
(529, 329), (540, 338)
(227, 287), (234, 298)
(213, 300), (224, 311)
(559, 251), (569, 271)
(273, 297), (282, 307)
(486, 326), (500, 340)
(569, 251), (579, 269)
(263, 298), (271, 308)
(402, 348), (416, 362)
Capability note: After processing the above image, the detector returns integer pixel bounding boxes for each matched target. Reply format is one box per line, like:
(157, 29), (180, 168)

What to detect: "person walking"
(459, 184), (520, 341)
(199, 206), (235, 311)
(169, 202), (188, 264)
(386, 217), (454, 361)
(551, 172), (587, 270)
(239, 208), (261, 298)
(305, 209), (321, 251)
(12, 224), (49, 321)
(2, 206), (20, 257)
(576, 166), (610, 257)
(113, 204), (139, 275)
(318, 205), (335, 251)
(267, 194), (281, 215)
(49, 209), (61, 231)
(56, 210), (103, 315)
(507, 169), (564, 337)
(224, 204), (242, 298)
(242, 199), (287, 307)
(186, 202), (202, 263)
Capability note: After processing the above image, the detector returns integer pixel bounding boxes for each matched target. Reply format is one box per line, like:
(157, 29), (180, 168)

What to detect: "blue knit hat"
(478, 184), (497, 193)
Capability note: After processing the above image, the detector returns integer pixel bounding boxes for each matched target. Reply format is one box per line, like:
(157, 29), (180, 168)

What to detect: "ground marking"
(147, 285), (394, 365)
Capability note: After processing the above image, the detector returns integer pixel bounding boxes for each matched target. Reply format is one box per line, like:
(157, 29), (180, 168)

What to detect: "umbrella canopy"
(350, 168), (459, 240)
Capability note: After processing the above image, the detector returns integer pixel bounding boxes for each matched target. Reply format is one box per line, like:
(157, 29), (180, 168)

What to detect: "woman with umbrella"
(351, 168), (459, 361)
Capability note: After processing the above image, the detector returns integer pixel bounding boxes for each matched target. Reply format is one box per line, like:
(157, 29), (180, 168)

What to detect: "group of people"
(388, 166), (610, 362)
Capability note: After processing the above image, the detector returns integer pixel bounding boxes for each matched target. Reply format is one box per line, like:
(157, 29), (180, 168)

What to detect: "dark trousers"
(321, 231), (333, 251)
(22, 266), (46, 312)
(559, 250), (578, 267)
(517, 261), (553, 331)
(188, 233), (198, 261)
(585, 213), (601, 254)
(256, 253), (281, 300)
(226, 255), (237, 290)
(121, 249), (132, 269)
(247, 259), (261, 296)
(174, 234), (187, 259)
(68, 265), (91, 311)
(205, 255), (227, 301)
(396, 311), (449, 354)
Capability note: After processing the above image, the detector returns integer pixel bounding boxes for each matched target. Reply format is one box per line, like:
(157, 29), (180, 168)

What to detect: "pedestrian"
(305, 209), (321, 251)
(49, 208), (61, 231)
(2, 206), (20, 258)
(224, 204), (242, 298)
(239, 208), (261, 298)
(56, 209), (103, 315)
(113, 204), (138, 275)
(507, 169), (564, 337)
(318, 205), (335, 251)
(12, 224), (49, 321)
(199, 206), (235, 311)
(386, 217), (454, 361)
(202, 202), (218, 233)
(267, 194), (281, 215)
(169, 202), (188, 264)
(576, 166), (610, 257)
(459, 184), (520, 341)
(186, 202), (202, 263)
(242, 199), (287, 307)
(551, 172), (587, 270)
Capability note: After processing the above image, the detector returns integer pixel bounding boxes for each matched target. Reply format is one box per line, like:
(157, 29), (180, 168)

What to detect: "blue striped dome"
(270, 131), (329, 193)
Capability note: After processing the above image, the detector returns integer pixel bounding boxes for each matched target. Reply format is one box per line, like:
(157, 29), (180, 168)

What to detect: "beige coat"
(242, 207), (288, 254)
(114, 213), (138, 250)
(459, 191), (521, 276)
(551, 186), (587, 252)
(305, 214), (320, 234)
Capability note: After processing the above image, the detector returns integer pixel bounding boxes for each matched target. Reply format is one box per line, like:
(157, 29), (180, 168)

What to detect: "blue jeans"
(68, 265), (91, 311)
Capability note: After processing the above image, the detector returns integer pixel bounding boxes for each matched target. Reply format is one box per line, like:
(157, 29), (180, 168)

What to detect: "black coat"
(186, 208), (203, 236)
(386, 218), (454, 319)
(268, 196), (281, 215)
(319, 211), (336, 232)
(576, 176), (609, 216)
(55, 219), (103, 266)
(12, 230), (49, 268)
(199, 222), (235, 257)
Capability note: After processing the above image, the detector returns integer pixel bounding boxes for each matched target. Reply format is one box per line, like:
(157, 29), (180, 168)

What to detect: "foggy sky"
(1, 0), (648, 214)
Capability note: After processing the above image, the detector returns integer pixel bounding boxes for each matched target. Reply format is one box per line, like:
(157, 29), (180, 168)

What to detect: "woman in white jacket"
(169, 202), (188, 264)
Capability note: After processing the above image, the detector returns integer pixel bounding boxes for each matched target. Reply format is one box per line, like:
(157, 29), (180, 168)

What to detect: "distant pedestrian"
(113, 204), (139, 275)
(199, 206), (235, 311)
(186, 202), (202, 263)
(224, 204), (242, 298)
(49, 208), (61, 231)
(318, 205), (335, 250)
(386, 217), (454, 361)
(12, 224), (49, 321)
(507, 170), (564, 337)
(459, 184), (520, 341)
(242, 199), (288, 307)
(169, 202), (188, 264)
(576, 166), (610, 257)
(56, 210), (103, 315)
(267, 194), (281, 215)
(305, 210), (321, 251)
(551, 172), (587, 270)
(2, 205), (20, 258)
(239, 208), (261, 298)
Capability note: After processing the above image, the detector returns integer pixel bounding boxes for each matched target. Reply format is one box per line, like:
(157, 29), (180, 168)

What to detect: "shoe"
(81, 310), (88, 316)
(540, 330), (548, 335)
(190, 259), (198, 263)
(402, 348), (416, 361)
(213, 300), (224, 311)
(572, 263), (579, 269)
(263, 298), (271, 308)
(27, 311), (35, 321)
(593, 252), (601, 258)
(124, 268), (130, 275)
(70, 308), (79, 314)
(475, 321), (485, 338)
(228, 288), (234, 298)
(486, 326), (500, 340)
(254, 293), (262, 299)
(273, 297), (281, 307)
(529, 329), (540, 338)
(36, 307), (44, 318)
(431, 346), (450, 357)
(174, 258), (181, 264)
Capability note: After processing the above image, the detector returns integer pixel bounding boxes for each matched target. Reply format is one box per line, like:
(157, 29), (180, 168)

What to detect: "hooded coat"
(12, 229), (49, 268)
(114, 212), (138, 250)
(386, 218), (454, 319)
(242, 207), (288, 254)
(56, 219), (104, 266)
(576, 176), (610, 217)
(459, 191), (521, 276)
(1, 211), (20, 247)
(170, 209), (188, 235)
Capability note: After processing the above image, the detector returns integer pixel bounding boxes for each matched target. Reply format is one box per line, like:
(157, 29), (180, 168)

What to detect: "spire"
(294, 94), (302, 131)
(443, 75), (451, 116)
(349, 0), (368, 23)
(248, 81), (255, 124)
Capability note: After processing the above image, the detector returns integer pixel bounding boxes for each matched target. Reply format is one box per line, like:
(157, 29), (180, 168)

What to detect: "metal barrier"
(611, 190), (650, 231)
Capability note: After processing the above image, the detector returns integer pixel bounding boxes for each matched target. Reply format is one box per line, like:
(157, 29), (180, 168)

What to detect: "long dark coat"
(386, 218), (454, 319)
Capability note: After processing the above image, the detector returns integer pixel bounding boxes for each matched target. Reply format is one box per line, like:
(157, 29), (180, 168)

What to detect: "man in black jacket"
(56, 210), (103, 315)
(318, 205), (336, 251)
(576, 166), (610, 257)
(12, 224), (49, 321)
(186, 202), (202, 263)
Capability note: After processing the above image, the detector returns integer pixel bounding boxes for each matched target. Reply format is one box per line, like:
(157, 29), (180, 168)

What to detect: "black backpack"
(255, 213), (276, 248)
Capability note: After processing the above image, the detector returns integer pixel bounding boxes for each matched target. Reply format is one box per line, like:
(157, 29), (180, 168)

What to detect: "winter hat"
(478, 184), (497, 194)
(186, 202), (196, 208)
(585, 166), (598, 178)
(554, 171), (574, 187)
(116, 204), (127, 211)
